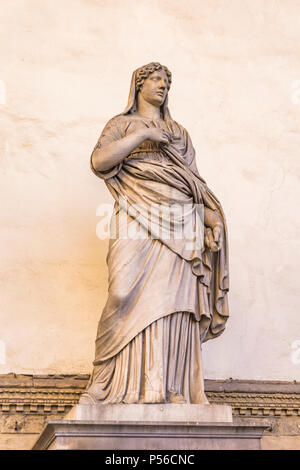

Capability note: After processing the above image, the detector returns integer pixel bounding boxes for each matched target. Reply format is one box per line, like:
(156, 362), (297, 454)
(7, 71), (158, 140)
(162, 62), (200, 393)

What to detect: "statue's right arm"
(91, 129), (150, 172)
(91, 127), (172, 172)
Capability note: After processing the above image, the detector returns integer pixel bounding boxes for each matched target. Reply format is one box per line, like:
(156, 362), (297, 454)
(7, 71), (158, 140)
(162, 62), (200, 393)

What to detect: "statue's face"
(139, 70), (168, 107)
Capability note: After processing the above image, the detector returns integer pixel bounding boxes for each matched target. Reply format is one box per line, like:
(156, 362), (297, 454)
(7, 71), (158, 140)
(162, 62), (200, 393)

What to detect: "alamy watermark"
(96, 197), (204, 251)
(0, 80), (6, 105)
(0, 340), (6, 365)
(291, 80), (300, 104)
(291, 340), (300, 365)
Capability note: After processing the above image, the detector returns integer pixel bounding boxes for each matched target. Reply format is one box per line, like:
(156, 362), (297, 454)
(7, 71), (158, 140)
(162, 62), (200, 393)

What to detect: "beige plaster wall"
(0, 0), (299, 380)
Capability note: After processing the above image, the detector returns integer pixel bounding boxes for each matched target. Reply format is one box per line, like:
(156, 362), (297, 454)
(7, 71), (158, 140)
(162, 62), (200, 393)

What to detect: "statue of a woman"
(81, 62), (229, 405)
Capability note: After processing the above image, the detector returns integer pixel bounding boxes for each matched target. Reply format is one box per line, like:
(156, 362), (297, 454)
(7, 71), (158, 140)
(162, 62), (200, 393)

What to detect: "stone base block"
(33, 420), (267, 450)
(32, 403), (268, 450)
(65, 403), (233, 423)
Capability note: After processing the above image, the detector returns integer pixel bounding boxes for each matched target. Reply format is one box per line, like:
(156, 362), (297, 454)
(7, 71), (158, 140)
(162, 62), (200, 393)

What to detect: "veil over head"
(121, 65), (172, 120)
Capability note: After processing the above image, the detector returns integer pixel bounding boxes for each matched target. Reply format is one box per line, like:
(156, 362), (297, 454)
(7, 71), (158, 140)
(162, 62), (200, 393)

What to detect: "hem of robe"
(82, 311), (209, 405)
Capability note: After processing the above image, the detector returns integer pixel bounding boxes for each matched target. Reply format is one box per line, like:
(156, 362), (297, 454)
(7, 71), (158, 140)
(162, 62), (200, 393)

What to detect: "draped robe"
(82, 113), (229, 404)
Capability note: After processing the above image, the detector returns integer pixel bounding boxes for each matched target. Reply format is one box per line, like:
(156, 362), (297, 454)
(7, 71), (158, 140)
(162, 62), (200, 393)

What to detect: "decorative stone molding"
(0, 374), (88, 415)
(205, 379), (300, 418)
(0, 375), (299, 418)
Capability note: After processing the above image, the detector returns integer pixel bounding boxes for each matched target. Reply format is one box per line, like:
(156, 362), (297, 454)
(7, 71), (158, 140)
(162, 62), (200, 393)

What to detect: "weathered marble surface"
(65, 403), (233, 423)
(33, 402), (269, 450)
(33, 419), (267, 450)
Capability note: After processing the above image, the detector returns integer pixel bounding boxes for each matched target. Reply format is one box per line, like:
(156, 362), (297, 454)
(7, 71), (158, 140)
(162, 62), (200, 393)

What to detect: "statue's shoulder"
(103, 114), (128, 129)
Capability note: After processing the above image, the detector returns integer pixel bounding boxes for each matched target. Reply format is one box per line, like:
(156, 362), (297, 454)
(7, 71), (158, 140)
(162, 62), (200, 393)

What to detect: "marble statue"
(80, 62), (229, 405)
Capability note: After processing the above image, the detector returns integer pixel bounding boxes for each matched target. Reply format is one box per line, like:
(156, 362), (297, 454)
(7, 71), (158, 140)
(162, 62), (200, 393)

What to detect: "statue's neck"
(137, 95), (162, 120)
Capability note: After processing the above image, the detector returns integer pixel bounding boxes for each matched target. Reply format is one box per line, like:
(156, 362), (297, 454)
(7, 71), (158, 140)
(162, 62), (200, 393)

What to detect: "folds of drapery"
(90, 115), (229, 363)
(84, 312), (208, 404)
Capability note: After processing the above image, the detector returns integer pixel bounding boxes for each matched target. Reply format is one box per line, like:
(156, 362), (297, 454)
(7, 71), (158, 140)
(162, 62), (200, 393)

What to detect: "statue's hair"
(122, 62), (172, 116)
(135, 62), (172, 92)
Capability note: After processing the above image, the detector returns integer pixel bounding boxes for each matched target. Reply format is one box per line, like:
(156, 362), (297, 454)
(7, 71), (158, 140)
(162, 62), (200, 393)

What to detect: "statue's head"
(123, 62), (172, 118)
(135, 62), (172, 109)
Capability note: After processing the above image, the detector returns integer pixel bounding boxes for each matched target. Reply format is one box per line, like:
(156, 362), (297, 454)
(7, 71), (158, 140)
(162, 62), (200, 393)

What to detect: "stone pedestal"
(65, 403), (233, 423)
(32, 404), (268, 450)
